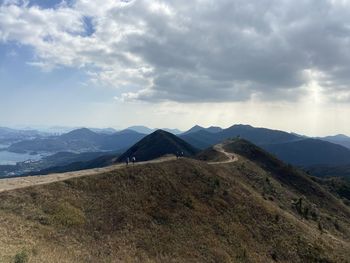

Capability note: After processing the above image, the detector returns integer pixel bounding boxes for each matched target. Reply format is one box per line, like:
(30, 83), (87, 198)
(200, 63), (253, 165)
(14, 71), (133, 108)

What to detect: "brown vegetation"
(0, 141), (349, 262)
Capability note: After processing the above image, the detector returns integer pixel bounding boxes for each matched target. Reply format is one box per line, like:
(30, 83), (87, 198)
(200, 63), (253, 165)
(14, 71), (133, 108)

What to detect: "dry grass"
(0, 156), (349, 262)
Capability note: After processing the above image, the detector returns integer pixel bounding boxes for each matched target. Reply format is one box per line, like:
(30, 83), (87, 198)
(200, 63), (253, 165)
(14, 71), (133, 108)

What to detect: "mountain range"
(180, 124), (301, 149)
(2, 124), (350, 177)
(7, 128), (146, 153)
(180, 124), (350, 168)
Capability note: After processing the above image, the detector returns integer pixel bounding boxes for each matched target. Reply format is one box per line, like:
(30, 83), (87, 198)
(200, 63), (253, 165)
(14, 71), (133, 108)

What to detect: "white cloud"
(0, 0), (350, 103)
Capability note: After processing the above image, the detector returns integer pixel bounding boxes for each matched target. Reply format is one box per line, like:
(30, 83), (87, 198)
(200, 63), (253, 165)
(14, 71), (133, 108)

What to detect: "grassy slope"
(0, 155), (349, 262)
(196, 147), (228, 162)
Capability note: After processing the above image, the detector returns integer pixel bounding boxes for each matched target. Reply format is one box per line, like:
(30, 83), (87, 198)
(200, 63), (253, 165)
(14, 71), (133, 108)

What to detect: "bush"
(14, 250), (29, 263)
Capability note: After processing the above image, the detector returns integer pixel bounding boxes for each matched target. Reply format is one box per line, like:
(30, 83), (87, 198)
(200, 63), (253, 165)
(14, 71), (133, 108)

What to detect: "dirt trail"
(207, 143), (238, 165)
(0, 156), (176, 193)
(0, 143), (237, 193)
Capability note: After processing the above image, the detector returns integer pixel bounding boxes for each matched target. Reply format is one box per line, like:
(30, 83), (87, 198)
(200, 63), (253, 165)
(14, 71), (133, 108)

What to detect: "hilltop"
(0, 140), (349, 262)
(117, 130), (198, 162)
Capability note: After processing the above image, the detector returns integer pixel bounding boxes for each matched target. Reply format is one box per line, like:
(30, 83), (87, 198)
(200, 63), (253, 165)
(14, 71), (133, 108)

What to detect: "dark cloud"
(117, 0), (350, 102)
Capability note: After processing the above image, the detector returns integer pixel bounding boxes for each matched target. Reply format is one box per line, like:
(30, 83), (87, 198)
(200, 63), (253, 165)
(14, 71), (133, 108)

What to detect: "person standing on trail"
(181, 151), (184, 158)
(132, 156), (136, 165)
(126, 157), (130, 166)
(176, 152), (179, 159)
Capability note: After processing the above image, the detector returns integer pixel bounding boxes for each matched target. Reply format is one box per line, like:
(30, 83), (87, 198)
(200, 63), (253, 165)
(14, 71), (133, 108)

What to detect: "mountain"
(219, 124), (300, 145)
(127, 125), (155, 134)
(0, 139), (349, 261)
(7, 128), (146, 153)
(180, 129), (220, 149)
(182, 125), (205, 135)
(182, 125), (350, 167)
(206, 126), (223, 133)
(89, 127), (118, 134)
(98, 130), (146, 151)
(320, 134), (350, 149)
(180, 124), (301, 149)
(118, 130), (198, 162)
(162, 128), (183, 135)
(127, 126), (182, 135)
(60, 128), (101, 141)
(263, 138), (350, 166)
(182, 125), (223, 136)
(0, 127), (48, 145)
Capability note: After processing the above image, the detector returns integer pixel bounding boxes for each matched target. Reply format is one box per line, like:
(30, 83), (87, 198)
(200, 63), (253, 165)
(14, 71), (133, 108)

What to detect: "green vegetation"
(14, 250), (28, 263)
(48, 201), (85, 227)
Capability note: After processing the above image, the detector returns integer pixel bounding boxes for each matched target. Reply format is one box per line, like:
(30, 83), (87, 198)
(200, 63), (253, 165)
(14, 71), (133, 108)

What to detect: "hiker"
(176, 151), (179, 159)
(132, 156), (136, 165)
(181, 151), (184, 158)
(126, 157), (130, 166)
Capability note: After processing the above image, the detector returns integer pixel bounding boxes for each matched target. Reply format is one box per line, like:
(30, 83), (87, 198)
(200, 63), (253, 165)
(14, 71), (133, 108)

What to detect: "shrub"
(49, 202), (85, 227)
(14, 250), (29, 263)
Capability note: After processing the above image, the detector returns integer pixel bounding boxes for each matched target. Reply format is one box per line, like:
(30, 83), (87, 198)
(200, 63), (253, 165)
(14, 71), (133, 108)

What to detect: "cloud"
(0, 0), (350, 103)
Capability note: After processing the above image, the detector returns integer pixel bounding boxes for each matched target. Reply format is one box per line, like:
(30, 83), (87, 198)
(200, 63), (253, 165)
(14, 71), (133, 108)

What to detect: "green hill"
(118, 129), (198, 162)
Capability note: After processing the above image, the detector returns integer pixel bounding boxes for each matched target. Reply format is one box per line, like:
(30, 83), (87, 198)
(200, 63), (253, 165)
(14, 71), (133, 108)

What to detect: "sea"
(0, 144), (44, 165)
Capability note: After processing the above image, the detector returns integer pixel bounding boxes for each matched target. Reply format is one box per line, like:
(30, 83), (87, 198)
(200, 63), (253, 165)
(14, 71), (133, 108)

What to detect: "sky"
(0, 0), (350, 136)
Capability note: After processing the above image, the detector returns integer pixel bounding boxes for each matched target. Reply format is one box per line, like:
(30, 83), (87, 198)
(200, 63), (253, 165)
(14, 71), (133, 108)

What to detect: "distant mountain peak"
(183, 125), (205, 135)
(127, 125), (154, 134)
(65, 128), (94, 135)
(206, 126), (223, 133)
(60, 128), (98, 140)
(327, 134), (349, 139)
(229, 124), (253, 129)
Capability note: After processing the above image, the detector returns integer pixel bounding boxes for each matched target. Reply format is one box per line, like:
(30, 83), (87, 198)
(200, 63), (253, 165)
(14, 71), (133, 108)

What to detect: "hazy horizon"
(2, 122), (349, 138)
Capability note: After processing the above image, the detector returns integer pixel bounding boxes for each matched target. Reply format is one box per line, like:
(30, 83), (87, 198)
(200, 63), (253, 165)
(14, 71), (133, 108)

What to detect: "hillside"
(320, 134), (350, 149)
(307, 164), (350, 179)
(196, 146), (228, 162)
(0, 140), (349, 262)
(263, 138), (350, 166)
(180, 129), (220, 149)
(118, 130), (198, 162)
(27, 153), (120, 176)
(0, 151), (119, 178)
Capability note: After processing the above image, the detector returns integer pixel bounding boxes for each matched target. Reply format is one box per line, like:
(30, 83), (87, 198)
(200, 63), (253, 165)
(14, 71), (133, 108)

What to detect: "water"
(0, 151), (43, 165)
